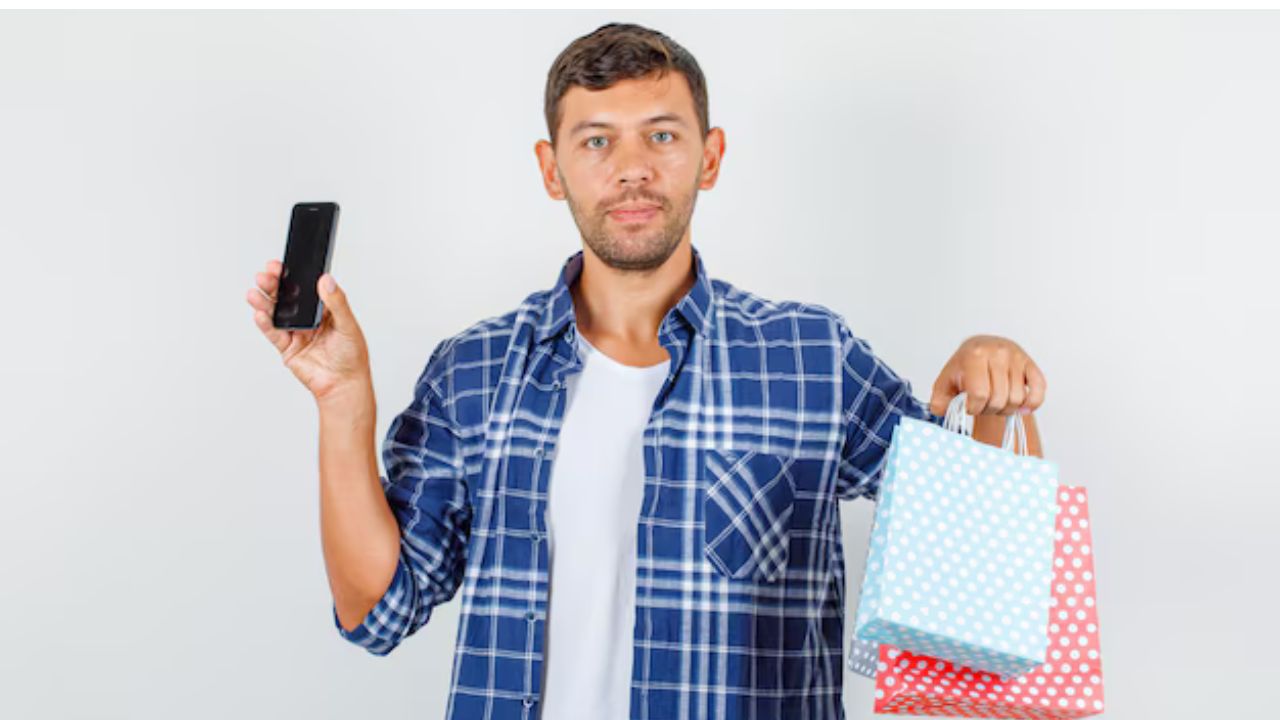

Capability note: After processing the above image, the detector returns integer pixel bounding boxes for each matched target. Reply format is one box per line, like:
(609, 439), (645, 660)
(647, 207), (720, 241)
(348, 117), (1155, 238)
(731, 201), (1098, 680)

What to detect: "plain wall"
(1, 10), (1276, 718)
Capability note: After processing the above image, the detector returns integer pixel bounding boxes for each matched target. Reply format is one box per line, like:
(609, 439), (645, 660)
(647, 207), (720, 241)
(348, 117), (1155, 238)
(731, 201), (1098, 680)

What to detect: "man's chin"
(591, 236), (676, 271)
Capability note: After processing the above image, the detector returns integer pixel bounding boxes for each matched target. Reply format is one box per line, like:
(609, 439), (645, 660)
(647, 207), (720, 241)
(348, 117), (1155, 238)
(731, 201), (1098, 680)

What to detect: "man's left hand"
(928, 334), (1047, 418)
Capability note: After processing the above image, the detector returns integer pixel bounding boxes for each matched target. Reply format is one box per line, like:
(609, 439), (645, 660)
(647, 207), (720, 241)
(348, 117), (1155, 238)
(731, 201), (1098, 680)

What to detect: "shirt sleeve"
(333, 338), (473, 656)
(834, 319), (945, 503)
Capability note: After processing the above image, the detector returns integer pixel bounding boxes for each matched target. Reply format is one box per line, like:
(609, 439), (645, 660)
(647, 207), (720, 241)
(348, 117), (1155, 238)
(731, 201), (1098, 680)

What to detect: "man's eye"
(586, 136), (608, 149)
(652, 131), (675, 143)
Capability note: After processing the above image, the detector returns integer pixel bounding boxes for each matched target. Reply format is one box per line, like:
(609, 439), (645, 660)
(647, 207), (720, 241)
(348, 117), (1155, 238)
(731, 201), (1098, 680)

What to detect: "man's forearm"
(972, 412), (1043, 458)
(317, 381), (402, 632)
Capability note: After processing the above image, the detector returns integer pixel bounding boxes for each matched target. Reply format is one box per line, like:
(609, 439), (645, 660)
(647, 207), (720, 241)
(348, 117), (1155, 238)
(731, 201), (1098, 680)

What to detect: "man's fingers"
(1007, 359), (1028, 412)
(248, 260), (292, 354)
(960, 352), (990, 415)
(1025, 361), (1047, 411)
(255, 259), (282, 300)
(245, 286), (274, 315)
(987, 358), (1010, 415)
(256, 270), (279, 299)
(929, 371), (959, 417)
(251, 306), (291, 353)
(247, 264), (288, 353)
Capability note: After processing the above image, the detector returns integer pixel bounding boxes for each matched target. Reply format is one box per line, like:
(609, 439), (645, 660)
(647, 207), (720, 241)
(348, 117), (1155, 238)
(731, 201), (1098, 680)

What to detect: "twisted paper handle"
(941, 391), (1028, 456)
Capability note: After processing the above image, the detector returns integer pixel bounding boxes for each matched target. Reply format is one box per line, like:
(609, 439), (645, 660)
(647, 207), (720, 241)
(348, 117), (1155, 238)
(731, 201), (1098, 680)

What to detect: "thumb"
(317, 273), (354, 330)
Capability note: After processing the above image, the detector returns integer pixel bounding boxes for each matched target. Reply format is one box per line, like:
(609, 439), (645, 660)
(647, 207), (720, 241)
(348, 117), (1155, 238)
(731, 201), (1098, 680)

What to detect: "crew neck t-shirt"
(537, 332), (669, 719)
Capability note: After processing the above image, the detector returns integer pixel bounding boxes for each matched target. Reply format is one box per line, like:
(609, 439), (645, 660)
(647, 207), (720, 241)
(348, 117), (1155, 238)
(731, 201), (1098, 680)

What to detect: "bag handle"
(941, 391), (1029, 456)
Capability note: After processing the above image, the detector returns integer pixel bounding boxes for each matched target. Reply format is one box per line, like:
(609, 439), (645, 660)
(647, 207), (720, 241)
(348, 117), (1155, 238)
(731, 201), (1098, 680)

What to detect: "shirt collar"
(534, 244), (716, 345)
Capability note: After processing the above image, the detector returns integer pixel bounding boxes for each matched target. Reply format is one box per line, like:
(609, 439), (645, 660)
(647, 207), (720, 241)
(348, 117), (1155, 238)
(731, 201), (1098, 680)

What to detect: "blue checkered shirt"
(333, 244), (945, 719)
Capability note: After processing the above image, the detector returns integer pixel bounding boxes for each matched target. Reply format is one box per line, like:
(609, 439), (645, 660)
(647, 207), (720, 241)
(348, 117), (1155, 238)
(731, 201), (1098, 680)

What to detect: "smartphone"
(274, 201), (339, 330)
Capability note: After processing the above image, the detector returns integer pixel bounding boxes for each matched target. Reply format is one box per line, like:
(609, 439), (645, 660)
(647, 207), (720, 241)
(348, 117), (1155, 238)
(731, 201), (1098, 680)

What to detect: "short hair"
(544, 22), (709, 148)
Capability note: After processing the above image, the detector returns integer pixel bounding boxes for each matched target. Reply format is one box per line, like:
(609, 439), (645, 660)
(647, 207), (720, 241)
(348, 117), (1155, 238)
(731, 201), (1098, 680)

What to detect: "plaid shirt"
(334, 244), (945, 719)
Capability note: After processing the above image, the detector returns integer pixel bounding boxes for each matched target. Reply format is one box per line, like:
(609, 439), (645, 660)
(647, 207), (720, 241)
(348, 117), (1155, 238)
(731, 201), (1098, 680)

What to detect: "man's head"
(535, 23), (725, 272)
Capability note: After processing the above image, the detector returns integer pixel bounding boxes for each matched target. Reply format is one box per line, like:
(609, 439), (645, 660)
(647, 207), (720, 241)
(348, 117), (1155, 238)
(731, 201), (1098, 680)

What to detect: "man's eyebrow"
(644, 113), (688, 127)
(568, 113), (689, 137)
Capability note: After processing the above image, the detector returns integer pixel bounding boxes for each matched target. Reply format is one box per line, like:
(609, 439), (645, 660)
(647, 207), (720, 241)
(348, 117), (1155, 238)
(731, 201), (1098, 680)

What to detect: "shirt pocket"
(702, 448), (797, 583)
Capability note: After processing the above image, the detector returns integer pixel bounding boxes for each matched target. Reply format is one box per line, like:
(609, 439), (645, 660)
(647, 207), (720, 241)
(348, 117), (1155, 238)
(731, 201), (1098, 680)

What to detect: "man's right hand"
(246, 259), (373, 405)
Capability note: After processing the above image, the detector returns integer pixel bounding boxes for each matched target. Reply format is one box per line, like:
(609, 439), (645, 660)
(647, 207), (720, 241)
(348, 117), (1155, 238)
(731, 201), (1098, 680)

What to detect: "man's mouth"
(608, 204), (661, 223)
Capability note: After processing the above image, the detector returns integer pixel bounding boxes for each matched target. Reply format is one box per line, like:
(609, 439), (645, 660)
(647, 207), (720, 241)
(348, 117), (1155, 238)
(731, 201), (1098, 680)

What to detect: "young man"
(247, 21), (1046, 720)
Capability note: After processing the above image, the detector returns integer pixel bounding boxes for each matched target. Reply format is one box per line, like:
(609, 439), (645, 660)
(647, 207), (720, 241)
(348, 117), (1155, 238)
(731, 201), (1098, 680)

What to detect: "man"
(246, 21), (1046, 720)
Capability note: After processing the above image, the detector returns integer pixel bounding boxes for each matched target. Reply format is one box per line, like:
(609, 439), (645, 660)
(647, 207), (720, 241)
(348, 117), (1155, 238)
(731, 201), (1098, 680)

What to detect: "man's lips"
(608, 205), (660, 222)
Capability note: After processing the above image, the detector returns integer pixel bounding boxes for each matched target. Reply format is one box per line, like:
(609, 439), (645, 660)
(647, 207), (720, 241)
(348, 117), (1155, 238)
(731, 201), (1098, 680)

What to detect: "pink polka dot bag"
(861, 485), (1106, 717)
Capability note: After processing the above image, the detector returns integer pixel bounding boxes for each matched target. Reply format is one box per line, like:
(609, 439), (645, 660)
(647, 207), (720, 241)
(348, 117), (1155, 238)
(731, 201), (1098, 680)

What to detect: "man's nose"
(613, 138), (654, 185)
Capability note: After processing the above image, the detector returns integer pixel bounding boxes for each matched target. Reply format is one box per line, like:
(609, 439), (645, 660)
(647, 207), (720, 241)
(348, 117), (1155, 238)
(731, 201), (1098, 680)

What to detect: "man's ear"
(698, 127), (726, 191)
(534, 139), (565, 200)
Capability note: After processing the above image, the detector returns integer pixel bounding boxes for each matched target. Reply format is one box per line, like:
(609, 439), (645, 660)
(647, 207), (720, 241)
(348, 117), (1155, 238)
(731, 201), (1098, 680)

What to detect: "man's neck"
(570, 240), (695, 367)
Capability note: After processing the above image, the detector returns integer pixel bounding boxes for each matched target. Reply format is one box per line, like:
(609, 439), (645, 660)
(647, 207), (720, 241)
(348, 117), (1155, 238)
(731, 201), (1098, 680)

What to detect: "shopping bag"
(870, 486), (1106, 718)
(847, 634), (880, 678)
(851, 392), (1060, 678)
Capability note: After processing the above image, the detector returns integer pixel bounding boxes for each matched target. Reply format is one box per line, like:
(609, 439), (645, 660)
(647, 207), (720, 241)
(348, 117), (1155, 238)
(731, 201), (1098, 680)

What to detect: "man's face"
(535, 70), (724, 272)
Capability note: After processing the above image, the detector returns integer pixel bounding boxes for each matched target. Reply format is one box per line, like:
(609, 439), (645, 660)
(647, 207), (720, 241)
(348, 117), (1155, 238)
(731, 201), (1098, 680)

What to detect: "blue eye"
(586, 136), (608, 149)
(653, 131), (674, 143)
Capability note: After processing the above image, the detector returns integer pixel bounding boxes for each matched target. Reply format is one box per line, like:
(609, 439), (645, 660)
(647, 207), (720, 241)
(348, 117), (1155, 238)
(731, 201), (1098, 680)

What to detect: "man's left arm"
(926, 334), (1047, 459)
(832, 324), (1049, 502)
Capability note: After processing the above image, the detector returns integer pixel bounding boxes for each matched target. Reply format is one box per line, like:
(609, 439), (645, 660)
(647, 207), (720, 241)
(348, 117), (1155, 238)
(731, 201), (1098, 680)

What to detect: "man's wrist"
(316, 376), (377, 423)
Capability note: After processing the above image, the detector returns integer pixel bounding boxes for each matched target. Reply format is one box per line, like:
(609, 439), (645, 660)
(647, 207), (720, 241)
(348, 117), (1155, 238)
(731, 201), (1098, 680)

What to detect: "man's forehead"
(559, 73), (696, 130)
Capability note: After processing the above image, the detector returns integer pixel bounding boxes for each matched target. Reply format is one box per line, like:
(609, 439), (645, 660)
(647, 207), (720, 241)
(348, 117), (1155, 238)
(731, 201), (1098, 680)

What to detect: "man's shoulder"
(419, 287), (550, 387)
(712, 277), (851, 342)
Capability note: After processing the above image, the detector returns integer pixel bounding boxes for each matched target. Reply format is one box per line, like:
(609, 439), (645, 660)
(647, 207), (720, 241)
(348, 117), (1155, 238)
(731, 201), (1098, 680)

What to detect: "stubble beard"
(563, 174), (700, 273)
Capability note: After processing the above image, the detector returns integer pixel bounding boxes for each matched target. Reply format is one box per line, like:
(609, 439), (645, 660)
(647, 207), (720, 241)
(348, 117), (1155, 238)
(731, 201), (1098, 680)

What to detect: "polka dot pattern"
(847, 635), (880, 678)
(852, 417), (1061, 678)
(869, 486), (1105, 718)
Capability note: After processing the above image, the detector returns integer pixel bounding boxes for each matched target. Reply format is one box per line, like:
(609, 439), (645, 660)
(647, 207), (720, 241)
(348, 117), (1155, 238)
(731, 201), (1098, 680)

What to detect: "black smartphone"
(274, 201), (339, 330)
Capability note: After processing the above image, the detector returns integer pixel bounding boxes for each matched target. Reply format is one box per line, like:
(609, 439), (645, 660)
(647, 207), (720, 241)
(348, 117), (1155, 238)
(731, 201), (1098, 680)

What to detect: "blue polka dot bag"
(850, 392), (1060, 679)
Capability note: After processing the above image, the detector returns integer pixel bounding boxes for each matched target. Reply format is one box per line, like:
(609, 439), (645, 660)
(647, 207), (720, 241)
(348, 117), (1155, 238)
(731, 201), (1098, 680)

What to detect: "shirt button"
(523, 695), (535, 708)
(534, 447), (544, 458)
(552, 380), (562, 391)
(525, 610), (536, 621)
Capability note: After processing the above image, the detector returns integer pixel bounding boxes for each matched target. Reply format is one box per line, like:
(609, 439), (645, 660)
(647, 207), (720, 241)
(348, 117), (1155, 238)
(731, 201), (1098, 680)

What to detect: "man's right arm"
(248, 264), (471, 656)
(318, 377), (401, 637)
(319, 341), (473, 656)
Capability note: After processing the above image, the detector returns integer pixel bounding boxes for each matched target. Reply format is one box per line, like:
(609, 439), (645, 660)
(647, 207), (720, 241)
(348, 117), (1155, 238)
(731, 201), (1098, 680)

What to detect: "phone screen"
(274, 202), (339, 329)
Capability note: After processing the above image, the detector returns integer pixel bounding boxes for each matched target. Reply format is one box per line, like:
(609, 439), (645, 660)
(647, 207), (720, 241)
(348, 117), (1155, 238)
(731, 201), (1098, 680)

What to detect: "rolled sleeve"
(333, 339), (472, 656)
(332, 557), (416, 655)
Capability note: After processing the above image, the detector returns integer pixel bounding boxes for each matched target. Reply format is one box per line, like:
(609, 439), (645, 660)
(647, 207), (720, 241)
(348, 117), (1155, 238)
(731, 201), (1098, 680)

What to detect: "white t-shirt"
(538, 331), (669, 719)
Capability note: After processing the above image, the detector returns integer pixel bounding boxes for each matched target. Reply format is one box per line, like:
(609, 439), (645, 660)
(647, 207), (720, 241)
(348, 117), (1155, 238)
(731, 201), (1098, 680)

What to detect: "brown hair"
(544, 22), (710, 148)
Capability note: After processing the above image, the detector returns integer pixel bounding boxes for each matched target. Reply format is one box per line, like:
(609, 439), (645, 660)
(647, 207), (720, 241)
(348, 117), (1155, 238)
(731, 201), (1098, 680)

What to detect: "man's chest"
(463, 330), (849, 587)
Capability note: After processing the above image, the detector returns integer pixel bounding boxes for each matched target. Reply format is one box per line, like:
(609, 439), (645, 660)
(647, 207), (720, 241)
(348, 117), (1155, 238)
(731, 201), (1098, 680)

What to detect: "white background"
(2, 10), (1276, 719)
